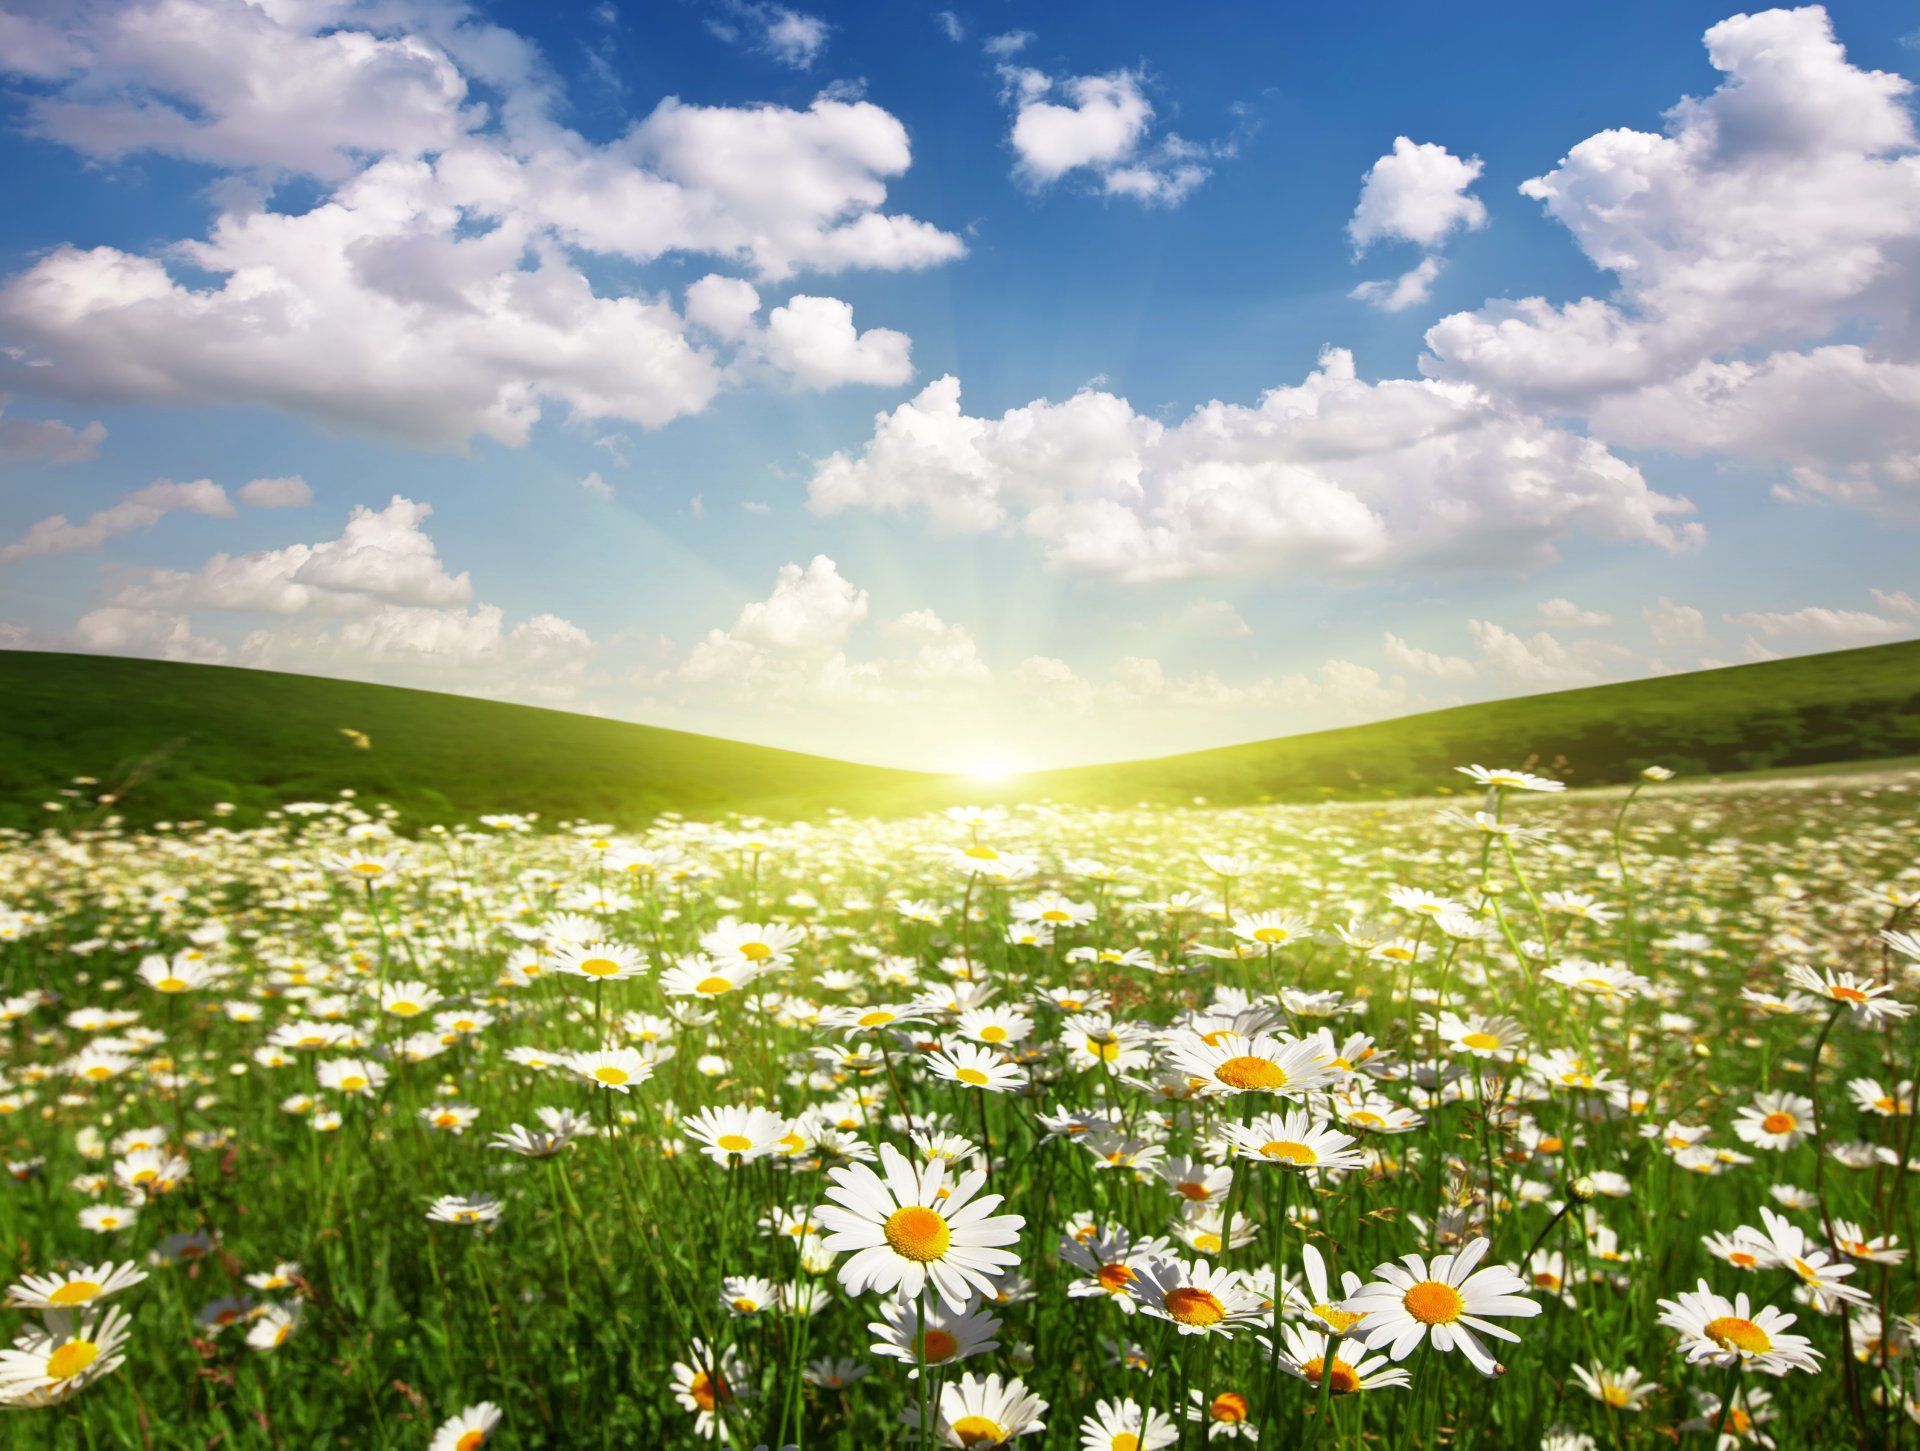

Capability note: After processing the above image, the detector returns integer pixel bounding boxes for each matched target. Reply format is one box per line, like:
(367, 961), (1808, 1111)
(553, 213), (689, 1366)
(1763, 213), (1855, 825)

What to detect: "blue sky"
(1, 0), (1917, 771)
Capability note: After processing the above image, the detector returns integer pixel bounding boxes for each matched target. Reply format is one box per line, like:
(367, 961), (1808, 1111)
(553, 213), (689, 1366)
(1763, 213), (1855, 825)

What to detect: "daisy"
(1185, 1386), (1257, 1439)
(925, 1043), (1025, 1094)
(429, 1402), (503, 1451)
(817, 1143), (1022, 1311)
(906, 1371), (1047, 1448)
(1079, 1396), (1178, 1451)
(1733, 1207), (1872, 1307)
(1569, 1363), (1658, 1411)
(1156, 1157), (1234, 1206)
(137, 955), (222, 994)
(1455, 765), (1564, 792)
(1130, 1257), (1268, 1336)
(1286, 1244), (1368, 1334)
(1657, 1281), (1822, 1374)
(114, 1149), (189, 1197)
(489, 1119), (586, 1159)
(1219, 1109), (1366, 1172)
(1732, 1092), (1815, 1151)
(550, 940), (648, 982)
(0, 1306), (132, 1406)
(682, 1106), (798, 1165)
(720, 1276), (781, 1317)
(1783, 965), (1912, 1023)
(867, 1292), (1001, 1374)
(701, 918), (805, 968)
(6, 1262), (146, 1310)
(1345, 1239), (1541, 1375)
(1679, 1386), (1777, 1451)
(78, 1205), (136, 1235)
(957, 1006), (1034, 1047)
(1830, 1220), (1906, 1266)
(1271, 1323), (1411, 1394)
(427, 1195), (503, 1227)
(246, 1303), (299, 1352)
(672, 1338), (749, 1440)
(376, 980), (442, 1019)
(1162, 1032), (1333, 1098)
(562, 1047), (655, 1094)
(1229, 911), (1313, 949)
(660, 958), (765, 1000)
(1059, 1228), (1174, 1311)
(419, 1103), (480, 1135)
(1848, 1078), (1913, 1116)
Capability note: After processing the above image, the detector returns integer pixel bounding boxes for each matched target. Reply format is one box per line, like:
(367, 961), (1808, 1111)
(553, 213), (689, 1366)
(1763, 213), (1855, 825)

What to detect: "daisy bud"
(1569, 1176), (1598, 1203)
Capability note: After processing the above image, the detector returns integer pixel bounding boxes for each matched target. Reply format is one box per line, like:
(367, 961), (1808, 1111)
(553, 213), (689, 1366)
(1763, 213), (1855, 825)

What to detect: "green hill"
(2, 641), (1918, 831)
(1006, 637), (1920, 809)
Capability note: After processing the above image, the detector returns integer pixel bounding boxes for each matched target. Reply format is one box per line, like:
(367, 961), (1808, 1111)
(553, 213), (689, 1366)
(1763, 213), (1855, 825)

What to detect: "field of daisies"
(1, 761), (1917, 1450)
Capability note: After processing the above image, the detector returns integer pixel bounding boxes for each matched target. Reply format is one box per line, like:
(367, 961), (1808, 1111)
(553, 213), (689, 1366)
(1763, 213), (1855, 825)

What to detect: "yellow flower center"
(716, 1133), (754, 1152)
(695, 976), (732, 996)
(1097, 1263), (1136, 1294)
(340, 1076), (368, 1092)
(1259, 1140), (1317, 1164)
(1192, 1232), (1223, 1253)
(739, 942), (773, 962)
(1041, 909), (1071, 922)
(1831, 985), (1868, 1003)
(1705, 1316), (1771, 1354)
(1313, 1302), (1366, 1332)
(1087, 1037), (1121, 1062)
(957, 1067), (991, 1086)
(434, 1113), (460, 1128)
(1603, 1386), (1632, 1408)
(1215, 1055), (1287, 1091)
(1177, 1180), (1211, 1201)
(980, 1025), (1008, 1042)
(1252, 927), (1290, 944)
(1210, 1392), (1248, 1423)
(48, 1281), (103, 1306)
(156, 978), (189, 993)
(918, 1328), (959, 1362)
(387, 1001), (421, 1017)
(47, 1340), (99, 1380)
(578, 958), (621, 977)
(1301, 1355), (1361, 1394)
(1165, 1286), (1227, 1326)
(131, 1169), (158, 1185)
(962, 845), (999, 861)
(351, 863), (385, 877)
(689, 1370), (729, 1412)
(1111, 1436), (1140, 1451)
(84, 1066), (114, 1082)
(593, 1067), (629, 1086)
(950, 1416), (1006, 1447)
(1403, 1280), (1465, 1325)
(1760, 1112), (1796, 1134)
(883, 1206), (951, 1262)
(456, 1432), (487, 1451)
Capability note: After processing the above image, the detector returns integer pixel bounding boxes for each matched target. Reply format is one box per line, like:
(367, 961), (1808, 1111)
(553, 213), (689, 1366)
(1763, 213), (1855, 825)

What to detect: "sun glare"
(967, 761), (1013, 783)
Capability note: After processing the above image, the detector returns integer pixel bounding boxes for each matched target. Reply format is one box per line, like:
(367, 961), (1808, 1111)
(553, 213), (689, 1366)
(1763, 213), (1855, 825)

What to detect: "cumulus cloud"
(1465, 619), (1632, 687)
(1349, 256), (1445, 314)
(729, 555), (869, 653)
(71, 605), (226, 664)
(0, 4), (958, 450)
(1724, 604), (1907, 646)
(984, 31), (1034, 59)
(1538, 598), (1614, 628)
(0, 478), (234, 563)
(1422, 7), (1920, 510)
(1171, 599), (1251, 639)
(1872, 588), (1920, 618)
(238, 475), (312, 509)
(1348, 137), (1488, 252)
(706, 3), (830, 70)
(1643, 597), (1708, 648)
(1002, 67), (1212, 204)
(1383, 632), (1476, 681)
(808, 351), (1700, 584)
(580, 472), (613, 499)
(0, 400), (106, 463)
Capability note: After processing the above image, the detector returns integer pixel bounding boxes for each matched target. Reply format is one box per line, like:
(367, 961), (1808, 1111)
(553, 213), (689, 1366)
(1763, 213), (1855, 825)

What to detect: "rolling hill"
(1, 641), (1918, 831)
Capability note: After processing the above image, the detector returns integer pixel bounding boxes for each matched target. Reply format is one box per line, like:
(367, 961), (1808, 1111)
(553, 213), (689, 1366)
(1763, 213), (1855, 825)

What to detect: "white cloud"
(110, 497), (471, 617)
(1538, 598), (1614, 628)
(0, 401), (105, 463)
(935, 12), (963, 43)
(808, 352), (1700, 584)
(0, 478), (233, 563)
(1383, 631), (1476, 681)
(1643, 596), (1708, 648)
(759, 296), (913, 390)
(730, 555), (869, 654)
(706, 3), (829, 70)
(1003, 67), (1210, 204)
(72, 605), (227, 663)
(1171, 599), (1251, 639)
(1422, 8), (1920, 511)
(1465, 618), (1632, 687)
(984, 31), (1033, 59)
(580, 471), (613, 499)
(1350, 256), (1444, 314)
(1348, 137), (1488, 252)
(0, 7), (960, 449)
(1872, 588), (1920, 618)
(238, 475), (312, 509)
(1724, 605), (1906, 646)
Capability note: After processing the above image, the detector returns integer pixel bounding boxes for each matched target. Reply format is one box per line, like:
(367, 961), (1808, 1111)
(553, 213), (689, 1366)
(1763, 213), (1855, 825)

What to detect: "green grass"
(3, 639), (1920, 831)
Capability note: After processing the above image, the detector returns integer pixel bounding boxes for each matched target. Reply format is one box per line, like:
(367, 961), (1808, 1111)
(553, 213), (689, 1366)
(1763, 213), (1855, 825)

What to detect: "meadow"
(0, 758), (1917, 1448)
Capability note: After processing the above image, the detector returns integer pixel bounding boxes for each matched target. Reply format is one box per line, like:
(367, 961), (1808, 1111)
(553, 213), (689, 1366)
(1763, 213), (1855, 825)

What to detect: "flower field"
(1, 763), (1917, 1449)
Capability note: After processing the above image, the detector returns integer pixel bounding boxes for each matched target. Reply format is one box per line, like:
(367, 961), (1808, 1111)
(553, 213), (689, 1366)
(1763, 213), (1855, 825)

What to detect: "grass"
(3, 639), (1920, 832)
(0, 761), (1914, 1447)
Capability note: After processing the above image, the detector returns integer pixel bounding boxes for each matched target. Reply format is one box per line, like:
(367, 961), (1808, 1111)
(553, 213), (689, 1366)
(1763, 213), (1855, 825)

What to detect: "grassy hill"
(2, 641), (1918, 831)
(0, 652), (939, 831)
(1005, 638), (1920, 809)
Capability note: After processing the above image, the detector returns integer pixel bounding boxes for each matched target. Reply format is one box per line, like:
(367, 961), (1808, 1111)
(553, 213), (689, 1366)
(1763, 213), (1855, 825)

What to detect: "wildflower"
(672, 1339), (748, 1440)
(1569, 1363), (1658, 1411)
(246, 1303), (299, 1351)
(0, 1306), (132, 1406)
(1783, 965), (1912, 1023)
(1130, 1257), (1268, 1336)
(1219, 1108), (1366, 1172)
(867, 1292), (1001, 1374)
(429, 1403), (503, 1451)
(683, 1106), (797, 1165)
(905, 1371), (1047, 1447)
(1270, 1323), (1410, 1394)
(1162, 1032), (1333, 1098)
(1078, 1397), (1178, 1451)
(427, 1195), (503, 1227)
(925, 1042), (1024, 1093)
(1456, 765), (1565, 792)
(1657, 1281), (1822, 1374)
(1732, 1093), (1815, 1151)
(1345, 1239), (1541, 1375)
(550, 940), (648, 982)
(817, 1144), (1022, 1311)
(562, 1047), (656, 1094)
(6, 1262), (147, 1311)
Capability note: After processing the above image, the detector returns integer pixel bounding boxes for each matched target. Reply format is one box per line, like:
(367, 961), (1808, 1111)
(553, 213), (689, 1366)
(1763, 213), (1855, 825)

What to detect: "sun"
(966, 761), (1012, 782)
